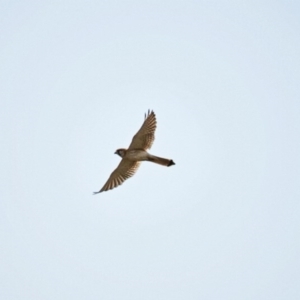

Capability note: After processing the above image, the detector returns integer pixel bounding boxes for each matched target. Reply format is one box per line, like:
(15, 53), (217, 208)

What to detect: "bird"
(94, 110), (175, 194)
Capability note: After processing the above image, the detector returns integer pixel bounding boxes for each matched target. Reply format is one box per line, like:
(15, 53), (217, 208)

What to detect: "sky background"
(1, 1), (300, 299)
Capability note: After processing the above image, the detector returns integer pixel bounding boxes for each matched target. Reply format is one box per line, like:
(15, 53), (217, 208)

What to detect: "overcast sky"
(1, 1), (300, 299)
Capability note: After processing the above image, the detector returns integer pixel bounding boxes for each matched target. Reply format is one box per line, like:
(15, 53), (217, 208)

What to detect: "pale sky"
(1, 1), (300, 299)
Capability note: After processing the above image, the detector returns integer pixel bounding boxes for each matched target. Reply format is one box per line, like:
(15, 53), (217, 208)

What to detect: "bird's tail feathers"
(148, 155), (175, 167)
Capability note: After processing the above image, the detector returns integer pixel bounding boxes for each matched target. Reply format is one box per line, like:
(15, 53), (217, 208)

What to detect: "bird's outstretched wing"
(128, 110), (157, 151)
(94, 159), (141, 193)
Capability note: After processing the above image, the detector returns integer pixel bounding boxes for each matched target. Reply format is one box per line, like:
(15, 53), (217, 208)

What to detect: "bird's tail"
(148, 154), (175, 167)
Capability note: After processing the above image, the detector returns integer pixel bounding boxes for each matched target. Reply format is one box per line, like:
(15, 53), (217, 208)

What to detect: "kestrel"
(94, 110), (175, 194)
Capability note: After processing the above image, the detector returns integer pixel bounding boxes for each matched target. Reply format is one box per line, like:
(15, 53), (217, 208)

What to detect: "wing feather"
(128, 110), (157, 150)
(94, 159), (141, 193)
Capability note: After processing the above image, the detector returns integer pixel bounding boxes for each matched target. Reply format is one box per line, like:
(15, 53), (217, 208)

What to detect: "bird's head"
(115, 148), (127, 158)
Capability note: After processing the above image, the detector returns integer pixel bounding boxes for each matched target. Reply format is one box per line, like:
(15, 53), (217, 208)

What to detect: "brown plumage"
(94, 110), (175, 194)
(128, 110), (157, 151)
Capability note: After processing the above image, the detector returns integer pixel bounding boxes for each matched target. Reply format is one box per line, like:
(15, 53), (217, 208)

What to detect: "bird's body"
(115, 148), (174, 166)
(94, 110), (175, 194)
(117, 149), (149, 161)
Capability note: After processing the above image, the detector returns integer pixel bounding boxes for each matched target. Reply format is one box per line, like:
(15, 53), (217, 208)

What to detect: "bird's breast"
(125, 150), (149, 161)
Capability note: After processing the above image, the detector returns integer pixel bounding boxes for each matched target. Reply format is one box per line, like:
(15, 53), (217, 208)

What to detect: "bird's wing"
(94, 159), (141, 193)
(128, 110), (157, 150)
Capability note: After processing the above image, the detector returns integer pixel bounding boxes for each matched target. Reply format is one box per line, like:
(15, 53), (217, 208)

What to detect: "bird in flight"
(94, 110), (175, 194)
